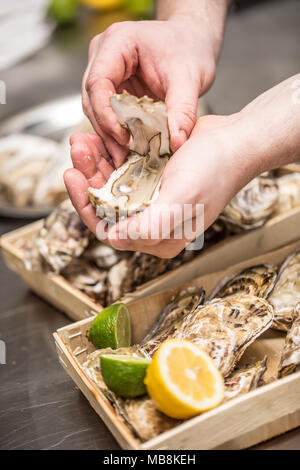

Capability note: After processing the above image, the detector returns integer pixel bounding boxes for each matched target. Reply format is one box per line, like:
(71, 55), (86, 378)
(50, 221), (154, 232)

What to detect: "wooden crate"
(53, 239), (300, 450)
(2, 165), (300, 321)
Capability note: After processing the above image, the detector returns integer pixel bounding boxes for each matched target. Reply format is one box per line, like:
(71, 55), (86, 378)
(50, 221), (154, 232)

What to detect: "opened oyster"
(24, 200), (90, 273)
(268, 249), (300, 331)
(210, 264), (278, 300)
(275, 172), (300, 214)
(88, 92), (171, 221)
(224, 357), (267, 402)
(278, 306), (300, 378)
(220, 176), (279, 232)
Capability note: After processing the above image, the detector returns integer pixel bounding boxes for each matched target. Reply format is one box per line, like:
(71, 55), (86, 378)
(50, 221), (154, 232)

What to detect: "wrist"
(158, 0), (229, 61)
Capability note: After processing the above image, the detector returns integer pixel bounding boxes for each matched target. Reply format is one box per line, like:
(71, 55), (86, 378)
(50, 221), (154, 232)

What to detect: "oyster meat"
(224, 358), (267, 402)
(88, 92), (171, 221)
(210, 264), (278, 300)
(175, 294), (273, 377)
(278, 305), (300, 378)
(220, 176), (279, 232)
(24, 200), (90, 273)
(268, 249), (300, 331)
(275, 172), (300, 214)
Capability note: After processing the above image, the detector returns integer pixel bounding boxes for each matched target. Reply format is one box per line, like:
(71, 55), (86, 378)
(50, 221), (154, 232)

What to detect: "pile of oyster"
(84, 254), (300, 442)
(0, 118), (93, 209)
(24, 166), (300, 304)
(24, 200), (196, 304)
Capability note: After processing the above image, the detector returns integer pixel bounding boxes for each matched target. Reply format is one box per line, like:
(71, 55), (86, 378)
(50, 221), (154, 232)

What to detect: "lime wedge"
(101, 354), (151, 398)
(88, 303), (131, 349)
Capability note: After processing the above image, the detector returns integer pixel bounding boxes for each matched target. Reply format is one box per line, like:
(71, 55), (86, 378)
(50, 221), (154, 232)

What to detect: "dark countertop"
(1, 0), (300, 450)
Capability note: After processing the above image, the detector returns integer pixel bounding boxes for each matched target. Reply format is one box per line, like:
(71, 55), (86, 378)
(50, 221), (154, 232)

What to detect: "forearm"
(156, 0), (231, 61)
(233, 74), (300, 183)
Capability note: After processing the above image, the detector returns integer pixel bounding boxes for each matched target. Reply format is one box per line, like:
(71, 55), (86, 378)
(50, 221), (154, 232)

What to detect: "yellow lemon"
(80, 0), (124, 10)
(144, 339), (224, 419)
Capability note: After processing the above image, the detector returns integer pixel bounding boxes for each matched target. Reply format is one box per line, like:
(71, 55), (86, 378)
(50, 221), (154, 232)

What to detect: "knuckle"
(179, 105), (197, 129)
(85, 73), (98, 94)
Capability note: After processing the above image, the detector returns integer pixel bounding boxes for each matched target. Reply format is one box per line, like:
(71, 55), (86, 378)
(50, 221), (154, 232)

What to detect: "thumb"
(165, 75), (199, 152)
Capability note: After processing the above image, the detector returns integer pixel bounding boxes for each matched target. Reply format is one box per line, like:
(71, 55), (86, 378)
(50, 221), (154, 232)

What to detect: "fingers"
(165, 72), (199, 152)
(70, 133), (113, 187)
(64, 168), (99, 234)
(83, 25), (138, 145)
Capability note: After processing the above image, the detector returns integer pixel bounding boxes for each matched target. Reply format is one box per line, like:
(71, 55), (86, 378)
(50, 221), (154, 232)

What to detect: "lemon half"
(144, 339), (224, 419)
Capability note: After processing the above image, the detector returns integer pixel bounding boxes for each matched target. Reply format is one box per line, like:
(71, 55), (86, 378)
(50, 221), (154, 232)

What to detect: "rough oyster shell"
(24, 199), (90, 273)
(88, 92), (171, 221)
(83, 240), (128, 270)
(224, 358), (267, 402)
(268, 249), (300, 331)
(62, 258), (107, 304)
(140, 287), (205, 357)
(220, 176), (279, 232)
(84, 291), (273, 441)
(275, 172), (300, 214)
(176, 294), (273, 377)
(0, 134), (58, 207)
(84, 346), (178, 441)
(278, 305), (300, 377)
(107, 249), (195, 304)
(210, 264), (278, 300)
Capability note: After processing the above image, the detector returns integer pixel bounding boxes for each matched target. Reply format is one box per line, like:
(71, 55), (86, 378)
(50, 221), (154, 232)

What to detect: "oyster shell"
(24, 200), (90, 273)
(83, 240), (128, 270)
(0, 134), (58, 207)
(275, 172), (300, 214)
(84, 347), (178, 441)
(84, 291), (273, 441)
(107, 249), (195, 303)
(220, 176), (279, 232)
(210, 264), (278, 300)
(268, 249), (300, 331)
(88, 92), (171, 221)
(224, 358), (267, 402)
(62, 258), (107, 304)
(175, 294), (274, 377)
(140, 287), (205, 357)
(278, 305), (300, 377)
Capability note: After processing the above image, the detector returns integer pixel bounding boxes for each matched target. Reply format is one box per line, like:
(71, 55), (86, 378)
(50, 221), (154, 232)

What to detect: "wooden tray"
(2, 165), (300, 321)
(54, 239), (300, 449)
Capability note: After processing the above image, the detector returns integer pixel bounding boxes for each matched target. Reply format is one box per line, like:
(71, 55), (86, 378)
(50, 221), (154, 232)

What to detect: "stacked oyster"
(24, 201), (197, 304)
(84, 250), (300, 442)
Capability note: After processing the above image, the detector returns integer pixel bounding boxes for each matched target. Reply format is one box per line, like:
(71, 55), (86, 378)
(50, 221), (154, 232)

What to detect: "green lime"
(48, 0), (78, 24)
(88, 303), (131, 349)
(100, 354), (151, 397)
